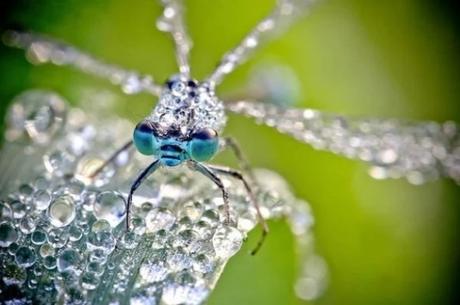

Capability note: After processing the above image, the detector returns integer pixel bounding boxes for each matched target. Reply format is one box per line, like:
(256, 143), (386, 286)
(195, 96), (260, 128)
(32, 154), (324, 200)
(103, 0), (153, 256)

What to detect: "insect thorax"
(149, 76), (226, 136)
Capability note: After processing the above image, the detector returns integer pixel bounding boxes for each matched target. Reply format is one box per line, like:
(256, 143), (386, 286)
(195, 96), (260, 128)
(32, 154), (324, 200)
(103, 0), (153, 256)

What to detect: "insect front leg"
(90, 140), (133, 179)
(207, 165), (269, 255)
(221, 137), (255, 181)
(126, 160), (161, 229)
(188, 161), (232, 225)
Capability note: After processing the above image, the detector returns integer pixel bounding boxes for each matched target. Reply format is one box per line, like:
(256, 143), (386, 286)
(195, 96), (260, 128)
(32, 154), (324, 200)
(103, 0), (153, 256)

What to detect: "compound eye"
(133, 120), (159, 155)
(188, 128), (219, 162)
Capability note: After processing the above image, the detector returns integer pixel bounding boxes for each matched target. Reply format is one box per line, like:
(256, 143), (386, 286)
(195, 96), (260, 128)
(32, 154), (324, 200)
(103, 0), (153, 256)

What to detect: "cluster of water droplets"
(0, 90), (325, 304)
(150, 76), (227, 134)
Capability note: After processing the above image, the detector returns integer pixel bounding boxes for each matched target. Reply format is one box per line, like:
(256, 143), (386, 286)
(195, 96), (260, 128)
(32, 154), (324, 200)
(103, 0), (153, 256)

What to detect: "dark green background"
(1, 0), (459, 304)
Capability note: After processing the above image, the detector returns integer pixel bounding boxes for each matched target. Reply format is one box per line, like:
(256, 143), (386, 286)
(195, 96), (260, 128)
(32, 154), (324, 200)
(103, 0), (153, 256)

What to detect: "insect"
(4, 0), (460, 254)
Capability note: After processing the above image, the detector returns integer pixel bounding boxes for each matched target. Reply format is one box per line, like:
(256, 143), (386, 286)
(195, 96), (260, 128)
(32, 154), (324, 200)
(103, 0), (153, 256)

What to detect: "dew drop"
(81, 272), (99, 290)
(43, 256), (57, 270)
(139, 260), (168, 283)
(0, 201), (13, 219)
(39, 243), (55, 258)
(43, 150), (75, 176)
(31, 229), (47, 245)
(33, 190), (52, 210)
(48, 195), (75, 227)
(15, 246), (36, 268)
(145, 208), (176, 233)
(212, 226), (243, 259)
(93, 191), (126, 227)
(91, 219), (111, 233)
(57, 249), (81, 273)
(0, 223), (18, 247)
(68, 225), (83, 241)
(19, 217), (36, 234)
(6, 90), (67, 144)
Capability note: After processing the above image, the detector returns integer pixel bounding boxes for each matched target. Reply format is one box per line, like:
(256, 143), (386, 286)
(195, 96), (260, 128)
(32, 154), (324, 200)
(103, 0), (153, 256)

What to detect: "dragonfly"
(4, 0), (459, 254)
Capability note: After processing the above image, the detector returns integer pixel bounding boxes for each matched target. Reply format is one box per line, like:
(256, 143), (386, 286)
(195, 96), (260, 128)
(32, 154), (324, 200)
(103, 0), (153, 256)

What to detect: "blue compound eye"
(133, 120), (159, 156)
(188, 128), (219, 162)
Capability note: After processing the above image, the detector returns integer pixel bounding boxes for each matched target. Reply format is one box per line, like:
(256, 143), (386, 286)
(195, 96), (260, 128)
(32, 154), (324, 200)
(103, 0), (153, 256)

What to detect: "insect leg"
(126, 159), (161, 229)
(221, 137), (255, 181)
(4, 31), (162, 96)
(158, 0), (192, 77)
(189, 161), (231, 225)
(90, 140), (134, 179)
(207, 165), (269, 255)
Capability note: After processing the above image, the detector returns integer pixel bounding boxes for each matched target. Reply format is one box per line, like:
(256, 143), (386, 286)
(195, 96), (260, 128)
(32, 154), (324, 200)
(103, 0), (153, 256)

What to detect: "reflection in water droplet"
(48, 195), (75, 227)
(93, 191), (126, 227)
(0, 223), (19, 247)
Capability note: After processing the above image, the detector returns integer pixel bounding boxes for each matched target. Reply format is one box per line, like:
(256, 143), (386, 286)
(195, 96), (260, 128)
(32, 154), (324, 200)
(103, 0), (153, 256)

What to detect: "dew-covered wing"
(227, 101), (460, 185)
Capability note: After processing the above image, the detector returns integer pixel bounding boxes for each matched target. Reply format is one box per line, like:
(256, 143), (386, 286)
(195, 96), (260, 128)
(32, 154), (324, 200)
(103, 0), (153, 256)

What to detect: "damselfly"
(4, 0), (459, 254)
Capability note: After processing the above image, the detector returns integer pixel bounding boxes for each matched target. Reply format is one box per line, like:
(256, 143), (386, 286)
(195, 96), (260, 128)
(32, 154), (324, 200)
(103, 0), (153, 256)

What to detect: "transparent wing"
(206, 0), (317, 87)
(157, 0), (192, 77)
(227, 101), (460, 185)
(3, 31), (163, 96)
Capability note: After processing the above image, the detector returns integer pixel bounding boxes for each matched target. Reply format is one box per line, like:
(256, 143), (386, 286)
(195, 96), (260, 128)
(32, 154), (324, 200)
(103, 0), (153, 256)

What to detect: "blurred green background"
(0, 0), (459, 304)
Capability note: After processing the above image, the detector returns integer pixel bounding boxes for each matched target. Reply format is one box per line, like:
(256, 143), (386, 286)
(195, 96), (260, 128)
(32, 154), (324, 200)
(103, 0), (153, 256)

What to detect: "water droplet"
(48, 195), (75, 227)
(87, 231), (116, 254)
(179, 201), (203, 222)
(68, 225), (83, 241)
(0, 201), (13, 219)
(212, 226), (243, 259)
(6, 90), (67, 144)
(120, 231), (138, 249)
(15, 246), (36, 268)
(19, 217), (36, 234)
(43, 256), (57, 270)
(57, 249), (81, 273)
(139, 260), (168, 283)
(86, 261), (104, 276)
(0, 223), (18, 247)
(33, 190), (51, 210)
(39, 243), (55, 258)
(81, 272), (99, 290)
(145, 208), (176, 233)
(43, 150), (75, 176)
(31, 229), (47, 245)
(10, 200), (27, 219)
(91, 219), (111, 233)
(93, 191), (126, 227)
